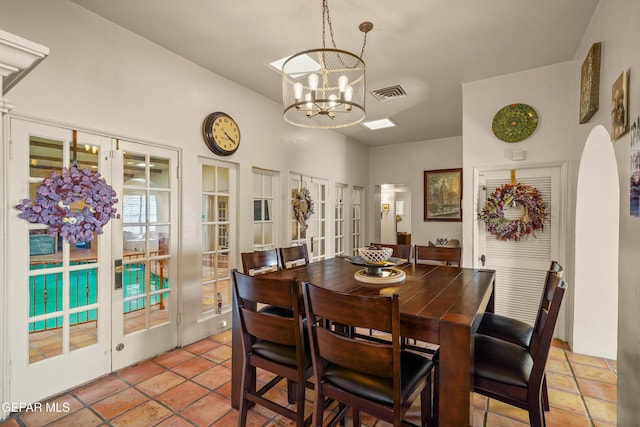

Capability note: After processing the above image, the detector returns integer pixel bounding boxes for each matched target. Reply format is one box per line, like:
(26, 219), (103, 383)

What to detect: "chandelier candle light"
(282, 0), (372, 128)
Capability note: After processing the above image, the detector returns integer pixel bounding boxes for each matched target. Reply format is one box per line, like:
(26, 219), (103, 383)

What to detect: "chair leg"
(421, 372), (432, 427)
(432, 363), (439, 427)
(542, 375), (550, 411)
(312, 387), (325, 427)
(238, 361), (251, 427)
(287, 380), (296, 404)
(295, 380), (306, 427)
(528, 389), (546, 427)
(352, 409), (361, 427)
(338, 403), (347, 426)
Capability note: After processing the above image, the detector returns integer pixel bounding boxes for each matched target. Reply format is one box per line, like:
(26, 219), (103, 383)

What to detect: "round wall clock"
(492, 103), (538, 143)
(202, 112), (241, 156)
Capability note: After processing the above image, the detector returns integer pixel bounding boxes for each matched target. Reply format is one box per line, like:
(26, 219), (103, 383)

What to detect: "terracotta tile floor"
(1, 333), (617, 426)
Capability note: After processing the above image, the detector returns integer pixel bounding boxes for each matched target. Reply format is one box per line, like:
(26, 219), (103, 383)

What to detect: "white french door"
(6, 120), (112, 403)
(110, 140), (179, 370)
(289, 173), (328, 261)
(5, 118), (179, 403)
(476, 165), (565, 336)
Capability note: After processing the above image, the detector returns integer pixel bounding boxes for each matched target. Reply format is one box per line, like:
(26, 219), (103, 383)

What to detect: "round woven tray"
(354, 267), (406, 284)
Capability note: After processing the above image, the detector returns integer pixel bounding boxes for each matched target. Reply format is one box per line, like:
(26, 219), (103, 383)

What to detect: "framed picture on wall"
(579, 42), (601, 124)
(424, 168), (462, 222)
(630, 116), (640, 217)
(611, 69), (629, 141)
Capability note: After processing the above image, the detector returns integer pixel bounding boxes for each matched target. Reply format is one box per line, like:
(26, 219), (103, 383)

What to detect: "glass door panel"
(112, 141), (178, 370)
(289, 174), (328, 261)
(8, 120), (112, 403)
(200, 162), (233, 315)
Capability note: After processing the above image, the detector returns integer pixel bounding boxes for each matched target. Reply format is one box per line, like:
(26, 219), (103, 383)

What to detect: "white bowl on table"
(358, 247), (393, 264)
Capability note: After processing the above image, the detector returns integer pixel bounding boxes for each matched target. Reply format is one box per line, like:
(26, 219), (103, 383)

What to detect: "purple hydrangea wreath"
(16, 166), (118, 243)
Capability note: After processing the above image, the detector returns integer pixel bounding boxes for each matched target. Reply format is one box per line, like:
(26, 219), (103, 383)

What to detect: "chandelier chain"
(322, 0), (337, 50)
(359, 30), (368, 59)
(321, 0), (368, 59)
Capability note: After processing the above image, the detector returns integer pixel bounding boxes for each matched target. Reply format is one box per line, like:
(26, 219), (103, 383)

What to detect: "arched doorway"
(573, 125), (618, 359)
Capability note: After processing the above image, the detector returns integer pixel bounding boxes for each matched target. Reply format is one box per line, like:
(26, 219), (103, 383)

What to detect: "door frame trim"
(111, 140), (181, 370)
(472, 160), (569, 339)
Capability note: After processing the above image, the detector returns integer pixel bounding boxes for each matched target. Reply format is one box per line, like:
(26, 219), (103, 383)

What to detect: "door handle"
(480, 254), (486, 267)
(114, 259), (123, 289)
(310, 237), (314, 253)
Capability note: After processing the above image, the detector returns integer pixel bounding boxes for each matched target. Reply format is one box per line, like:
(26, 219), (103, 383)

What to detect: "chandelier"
(282, 0), (372, 129)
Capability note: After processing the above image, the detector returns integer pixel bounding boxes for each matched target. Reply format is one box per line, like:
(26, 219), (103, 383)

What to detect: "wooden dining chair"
(472, 271), (568, 427)
(302, 282), (435, 427)
(240, 248), (280, 276)
(406, 244), (463, 353)
(477, 261), (563, 348)
(350, 243), (412, 340)
(279, 243), (309, 269)
(404, 244), (462, 352)
(476, 260), (563, 411)
(414, 245), (462, 266)
(232, 269), (313, 427)
(369, 243), (413, 262)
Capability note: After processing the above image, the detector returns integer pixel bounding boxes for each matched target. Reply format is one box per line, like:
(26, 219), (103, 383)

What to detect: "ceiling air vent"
(371, 84), (407, 101)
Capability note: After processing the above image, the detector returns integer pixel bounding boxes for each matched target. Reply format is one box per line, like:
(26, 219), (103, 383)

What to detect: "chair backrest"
(279, 243), (309, 269)
(414, 244), (462, 266)
(369, 243), (413, 261)
(232, 269), (312, 426)
(526, 261), (563, 345)
(232, 269), (305, 355)
(241, 249), (280, 276)
(302, 282), (402, 404)
(529, 272), (567, 383)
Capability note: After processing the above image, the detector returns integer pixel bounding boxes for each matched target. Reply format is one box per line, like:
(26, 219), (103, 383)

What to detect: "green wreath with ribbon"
(479, 183), (547, 241)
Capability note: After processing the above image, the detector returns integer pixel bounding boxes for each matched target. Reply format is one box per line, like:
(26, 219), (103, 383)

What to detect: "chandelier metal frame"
(282, 0), (372, 129)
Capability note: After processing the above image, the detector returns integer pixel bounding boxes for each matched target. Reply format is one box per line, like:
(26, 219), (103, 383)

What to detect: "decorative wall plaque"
(579, 42), (601, 124)
(611, 69), (629, 141)
(492, 104), (539, 143)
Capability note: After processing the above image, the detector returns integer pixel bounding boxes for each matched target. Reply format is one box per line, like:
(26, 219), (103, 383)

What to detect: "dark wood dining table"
(231, 257), (495, 427)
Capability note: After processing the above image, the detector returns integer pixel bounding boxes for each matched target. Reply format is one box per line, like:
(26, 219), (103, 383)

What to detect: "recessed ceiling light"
(361, 118), (396, 130)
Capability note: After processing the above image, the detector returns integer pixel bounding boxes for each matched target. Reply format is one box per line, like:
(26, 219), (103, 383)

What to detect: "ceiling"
(71, 0), (599, 147)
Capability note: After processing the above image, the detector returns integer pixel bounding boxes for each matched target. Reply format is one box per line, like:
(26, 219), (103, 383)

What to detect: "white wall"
(461, 63), (574, 346)
(574, 125), (618, 360)
(461, 0), (640, 422)
(569, 1), (640, 424)
(0, 58), (6, 425)
(461, 62), (574, 268)
(0, 0), (369, 389)
(369, 137), (462, 247)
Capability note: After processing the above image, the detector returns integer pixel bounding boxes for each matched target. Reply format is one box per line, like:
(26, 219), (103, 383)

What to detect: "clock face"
(202, 112), (241, 155)
(492, 103), (539, 143)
